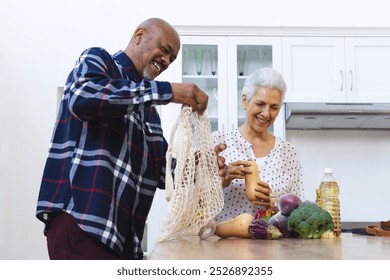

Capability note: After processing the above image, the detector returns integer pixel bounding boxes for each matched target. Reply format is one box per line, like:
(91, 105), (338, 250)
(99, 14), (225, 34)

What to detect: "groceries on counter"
(214, 190), (338, 240)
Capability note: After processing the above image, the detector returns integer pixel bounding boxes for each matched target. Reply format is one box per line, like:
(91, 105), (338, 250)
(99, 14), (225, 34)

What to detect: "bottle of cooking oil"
(318, 168), (341, 238)
(315, 189), (322, 207)
(265, 192), (279, 218)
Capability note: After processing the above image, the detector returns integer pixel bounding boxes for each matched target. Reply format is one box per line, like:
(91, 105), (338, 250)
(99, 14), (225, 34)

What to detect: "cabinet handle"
(350, 70), (353, 91)
(340, 70), (343, 91)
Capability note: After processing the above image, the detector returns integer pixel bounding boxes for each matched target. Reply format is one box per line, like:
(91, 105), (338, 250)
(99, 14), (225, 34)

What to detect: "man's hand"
(170, 83), (208, 114)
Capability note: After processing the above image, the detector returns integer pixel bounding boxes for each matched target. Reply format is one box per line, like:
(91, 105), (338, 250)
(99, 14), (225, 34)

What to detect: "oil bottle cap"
(324, 168), (333, 173)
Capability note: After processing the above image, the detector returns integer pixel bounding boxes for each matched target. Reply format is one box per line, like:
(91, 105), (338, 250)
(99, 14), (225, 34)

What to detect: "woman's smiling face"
(242, 87), (282, 133)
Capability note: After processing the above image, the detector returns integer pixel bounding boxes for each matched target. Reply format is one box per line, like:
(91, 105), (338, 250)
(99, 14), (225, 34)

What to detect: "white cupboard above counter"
(177, 35), (285, 138)
(282, 36), (390, 103)
(157, 27), (390, 142)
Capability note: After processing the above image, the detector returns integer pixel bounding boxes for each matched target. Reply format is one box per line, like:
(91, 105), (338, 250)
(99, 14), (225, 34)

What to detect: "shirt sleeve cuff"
(155, 81), (173, 105)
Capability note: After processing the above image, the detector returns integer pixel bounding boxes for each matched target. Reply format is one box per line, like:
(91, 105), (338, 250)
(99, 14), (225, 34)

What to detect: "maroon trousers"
(46, 212), (122, 260)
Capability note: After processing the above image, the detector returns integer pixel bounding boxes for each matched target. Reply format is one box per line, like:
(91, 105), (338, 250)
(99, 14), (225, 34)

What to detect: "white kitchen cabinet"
(180, 36), (228, 133)
(345, 37), (390, 102)
(179, 35), (285, 138)
(282, 36), (390, 103)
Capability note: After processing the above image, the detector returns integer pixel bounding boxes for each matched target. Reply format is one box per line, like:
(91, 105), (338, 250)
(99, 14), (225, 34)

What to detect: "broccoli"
(287, 203), (334, 239)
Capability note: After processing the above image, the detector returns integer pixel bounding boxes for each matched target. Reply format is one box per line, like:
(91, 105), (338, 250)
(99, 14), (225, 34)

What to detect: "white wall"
(2, 0), (390, 260)
(286, 130), (390, 222)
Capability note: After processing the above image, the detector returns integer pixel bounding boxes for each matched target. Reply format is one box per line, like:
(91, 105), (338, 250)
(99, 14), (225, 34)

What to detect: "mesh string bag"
(157, 106), (224, 243)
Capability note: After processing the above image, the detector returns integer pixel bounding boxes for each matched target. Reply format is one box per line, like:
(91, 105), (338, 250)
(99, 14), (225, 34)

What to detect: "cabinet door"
(180, 36), (229, 131)
(227, 36), (284, 138)
(345, 37), (390, 103)
(282, 37), (346, 103)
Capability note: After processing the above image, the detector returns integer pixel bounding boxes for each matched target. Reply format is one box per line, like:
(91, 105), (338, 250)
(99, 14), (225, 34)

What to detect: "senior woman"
(212, 68), (304, 222)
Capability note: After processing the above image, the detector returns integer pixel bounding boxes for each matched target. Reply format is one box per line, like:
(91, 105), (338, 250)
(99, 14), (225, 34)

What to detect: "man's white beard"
(143, 67), (154, 81)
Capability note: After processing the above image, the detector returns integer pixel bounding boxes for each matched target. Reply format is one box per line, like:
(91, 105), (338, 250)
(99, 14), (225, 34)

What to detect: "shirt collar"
(113, 50), (142, 82)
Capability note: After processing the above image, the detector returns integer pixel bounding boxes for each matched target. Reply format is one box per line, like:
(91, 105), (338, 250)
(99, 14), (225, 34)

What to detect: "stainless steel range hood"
(285, 102), (390, 130)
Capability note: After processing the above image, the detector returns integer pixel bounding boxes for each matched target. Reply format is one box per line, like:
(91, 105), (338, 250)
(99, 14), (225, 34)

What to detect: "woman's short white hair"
(242, 68), (287, 102)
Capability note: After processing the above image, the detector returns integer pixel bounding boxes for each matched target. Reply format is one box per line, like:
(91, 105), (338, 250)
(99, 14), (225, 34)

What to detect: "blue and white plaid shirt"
(36, 47), (173, 259)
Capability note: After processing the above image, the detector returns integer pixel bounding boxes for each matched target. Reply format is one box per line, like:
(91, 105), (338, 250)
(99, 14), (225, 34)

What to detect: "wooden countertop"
(148, 233), (390, 260)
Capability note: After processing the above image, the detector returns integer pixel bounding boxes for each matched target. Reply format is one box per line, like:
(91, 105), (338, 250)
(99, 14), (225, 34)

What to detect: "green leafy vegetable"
(287, 203), (334, 239)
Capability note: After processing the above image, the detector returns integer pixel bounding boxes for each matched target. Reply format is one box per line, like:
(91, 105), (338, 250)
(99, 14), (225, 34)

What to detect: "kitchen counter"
(147, 233), (390, 260)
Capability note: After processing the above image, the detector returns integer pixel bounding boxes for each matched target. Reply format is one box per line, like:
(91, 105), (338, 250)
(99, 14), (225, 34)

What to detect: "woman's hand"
(214, 143), (228, 178)
(252, 181), (272, 208)
(221, 160), (252, 188)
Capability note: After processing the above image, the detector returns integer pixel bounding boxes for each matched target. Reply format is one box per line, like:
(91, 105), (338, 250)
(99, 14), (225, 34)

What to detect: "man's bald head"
(124, 18), (180, 80)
